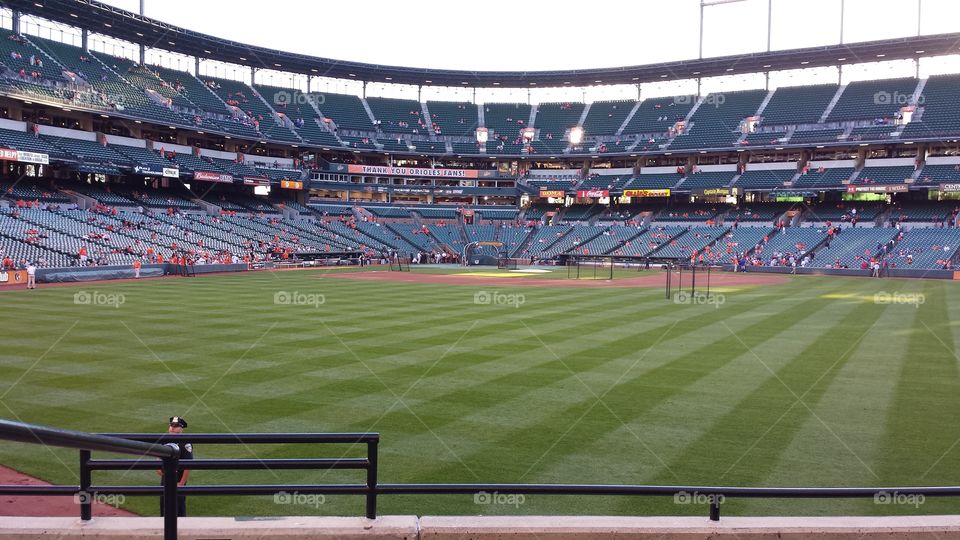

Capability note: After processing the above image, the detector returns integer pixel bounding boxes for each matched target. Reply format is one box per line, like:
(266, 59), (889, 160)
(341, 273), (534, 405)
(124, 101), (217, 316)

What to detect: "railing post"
(366, 440), (378, 519)
(162, 456), (179, 540)
(79, 450), (91, 521)
(709, 495), (721, 521)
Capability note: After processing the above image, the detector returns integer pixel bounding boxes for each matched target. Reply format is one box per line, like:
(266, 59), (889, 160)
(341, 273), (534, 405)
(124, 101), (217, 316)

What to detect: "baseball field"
(0, 266), (958, 518)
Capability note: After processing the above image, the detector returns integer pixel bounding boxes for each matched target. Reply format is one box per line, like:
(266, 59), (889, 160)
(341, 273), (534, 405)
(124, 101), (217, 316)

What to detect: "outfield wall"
(3, 515), (960, 539)
(37, 264), (250, 283)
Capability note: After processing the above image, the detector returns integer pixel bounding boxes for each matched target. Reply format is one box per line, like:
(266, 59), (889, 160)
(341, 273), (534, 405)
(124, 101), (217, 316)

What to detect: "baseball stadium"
(1, 0), (960, 537)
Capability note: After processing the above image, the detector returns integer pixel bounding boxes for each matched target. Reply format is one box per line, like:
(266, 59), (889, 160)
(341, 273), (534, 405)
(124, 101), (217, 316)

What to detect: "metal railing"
(3, 418), (960, 539)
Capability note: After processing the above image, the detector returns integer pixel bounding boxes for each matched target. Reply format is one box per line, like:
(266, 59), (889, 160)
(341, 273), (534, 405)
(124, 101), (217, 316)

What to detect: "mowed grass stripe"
(395, 284), (828, 491)
(750, 291), (918, 516)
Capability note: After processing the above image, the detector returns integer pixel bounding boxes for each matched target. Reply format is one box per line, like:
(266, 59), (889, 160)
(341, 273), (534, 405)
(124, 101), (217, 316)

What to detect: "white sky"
(16, 0), (960, 102)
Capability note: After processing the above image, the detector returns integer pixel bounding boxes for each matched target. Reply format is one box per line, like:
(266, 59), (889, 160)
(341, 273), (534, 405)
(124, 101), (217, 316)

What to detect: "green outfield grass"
(0, 268), (958, 518)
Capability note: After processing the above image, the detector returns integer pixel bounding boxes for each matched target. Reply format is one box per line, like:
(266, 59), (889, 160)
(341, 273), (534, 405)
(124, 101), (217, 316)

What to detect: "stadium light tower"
(568, 126), (584, 145)
(699, 0), (749, 59)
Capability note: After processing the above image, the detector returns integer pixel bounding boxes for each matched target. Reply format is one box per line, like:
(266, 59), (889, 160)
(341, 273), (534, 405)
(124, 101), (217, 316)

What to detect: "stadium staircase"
(615, 101), (643, 137)
(818, 85), (847, 123)
(476, 103), (485, 128)
(250, 90), (302, 142)
(527, 104), (538, 131)
(360, 98), (379, 131)
(754, 90), (776, 117)
(576, 103), (592, 128)
(420, 101), (435, 140)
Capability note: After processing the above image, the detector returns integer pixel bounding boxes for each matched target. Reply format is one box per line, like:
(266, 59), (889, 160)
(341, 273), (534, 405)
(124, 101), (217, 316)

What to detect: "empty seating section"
(483, 103), (532, 141)
(916, 164), (960, 185)
(113, 145), (168, 168)
(310, 203), (354, 216)
(366, 97), (426, 135)
(486, 140), (524, 154)
(632, 135), (669, 152)
(254, 167), (302, 182)
(888, 201), (958, 223)
(803, 202), (883, 222)
(625, 173), (682, 190)
(653, 227), (727, 258)
(463, 223), (498, 257)
(622, 96), (692, 134)
(417, 207), (459, 219)
(377, 139), (410, 153)
(617, 226), (685, 256)
(316, 92), (375, 131)
(827, 78), (918, 121)
(849, 125), (898, 141)
(789, 128), (844, 144)
(499, 225), (533, 257)
(535, 102), (585, 139)
(792, 167), (854, 189)
(734, 169), (794, 190)
(427, 224), (464, 252)
(743, 130), (787, 146)
(815, 228), (898, 268)
(426, 101), (477, 137)
(562, 204), (602, 222)
(669, 90), (766, 150)
(41, 136), (131, 165)
(542, 225), (606, 257)
(901, 74), (960, 139)
(0, 128), (67, 157)
(887, 229), (960, 268)
(0, 178), (69, 202)
(530, 139), (567, 154)
(760, 84), (837, 125)
(727, 203), (791, 222)
(582, 101), (633, 136)
(517, 225), (571, 258)
(256, 84), (338, 145)
(756, 227), (825, 260)
(578, 225), (645, 256)
(678, 171), (733, 190)
(340, 136), (377, 150)
(477, 208), (518, 221)
(853, 166), (913, 185)
(655, 205), (720, 223)
(578, 175), (629, 190)
(409, 140), (446, 153)
(452, 142), (483, 154)
(366, 206), (411, 218)
(170, 153), (223, 174)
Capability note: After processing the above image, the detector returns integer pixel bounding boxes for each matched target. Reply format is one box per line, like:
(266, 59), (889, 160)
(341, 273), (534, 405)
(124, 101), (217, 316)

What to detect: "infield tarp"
(39, 265), (166, 283)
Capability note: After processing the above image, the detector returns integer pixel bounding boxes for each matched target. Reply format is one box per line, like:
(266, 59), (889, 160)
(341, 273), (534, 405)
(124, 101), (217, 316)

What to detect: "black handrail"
(4, 418), (960, 538)
(0, 419), (181, 540)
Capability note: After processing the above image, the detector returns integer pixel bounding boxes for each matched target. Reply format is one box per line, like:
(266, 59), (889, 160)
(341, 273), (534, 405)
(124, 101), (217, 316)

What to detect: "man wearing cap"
(157, 416), (193, 517)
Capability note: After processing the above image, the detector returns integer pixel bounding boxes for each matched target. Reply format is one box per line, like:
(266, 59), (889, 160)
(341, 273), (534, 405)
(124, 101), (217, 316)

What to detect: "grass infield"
(0, 267), (958, 518)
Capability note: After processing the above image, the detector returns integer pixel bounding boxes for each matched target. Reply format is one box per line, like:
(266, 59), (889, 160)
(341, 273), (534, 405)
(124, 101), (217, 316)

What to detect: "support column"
(195, 56), (200, 77)
(765, 71), (770, 91)
(139, 44), (145, 65)
(418, 85), (422, 103)
(12, 11), (20, 34)
(362, 81), (367, 99)
(250, 66), (256, 85)
(81, 29), (88, 52)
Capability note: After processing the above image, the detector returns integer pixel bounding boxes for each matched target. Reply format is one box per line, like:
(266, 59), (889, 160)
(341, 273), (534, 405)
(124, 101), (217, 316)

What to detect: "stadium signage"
(193, 171), (233, 183)
(846, 184), (908, 193)
(623, 189), (671, 197)
(343, 164), (480, 178)
(939, 183), (960, 193)
(0, 148), (49, 165)
(242, 176), (271, 186)
(134, 164), (180, 178)
(694, 187), (739, 196)
(576, 189), (609, 198)
(539, 189), (566, 198)
(280, 180), (304, 190)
